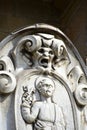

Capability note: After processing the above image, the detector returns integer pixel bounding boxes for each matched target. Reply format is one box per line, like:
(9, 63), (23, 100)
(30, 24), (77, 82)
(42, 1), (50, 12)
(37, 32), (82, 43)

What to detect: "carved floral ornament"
(0, 24), (87, 130)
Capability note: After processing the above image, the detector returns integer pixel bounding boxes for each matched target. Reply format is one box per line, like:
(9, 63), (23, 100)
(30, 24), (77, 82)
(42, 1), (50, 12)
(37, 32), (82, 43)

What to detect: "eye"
(49, 50), (53, 55)
(38, 48), (44, 53)
(48, 85), (51, 88)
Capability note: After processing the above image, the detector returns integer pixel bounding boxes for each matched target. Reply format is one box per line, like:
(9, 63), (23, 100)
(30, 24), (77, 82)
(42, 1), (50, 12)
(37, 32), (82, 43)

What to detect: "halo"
(35, 75), (55, 89)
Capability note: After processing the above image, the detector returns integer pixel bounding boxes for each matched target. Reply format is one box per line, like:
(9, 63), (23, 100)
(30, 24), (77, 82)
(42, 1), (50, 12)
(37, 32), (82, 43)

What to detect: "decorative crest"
(0, 24), (87, 130)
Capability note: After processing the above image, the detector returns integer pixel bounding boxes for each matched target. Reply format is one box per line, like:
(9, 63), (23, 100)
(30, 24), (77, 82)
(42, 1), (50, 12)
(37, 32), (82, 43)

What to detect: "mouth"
(46, 90), (52, 94)
(39, 57), (49, 68)
(45, 91), (52, 97)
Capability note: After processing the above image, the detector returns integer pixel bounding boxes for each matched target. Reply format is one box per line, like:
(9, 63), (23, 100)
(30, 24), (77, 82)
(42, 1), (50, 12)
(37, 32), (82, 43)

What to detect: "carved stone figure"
(21, 77), (66, 130)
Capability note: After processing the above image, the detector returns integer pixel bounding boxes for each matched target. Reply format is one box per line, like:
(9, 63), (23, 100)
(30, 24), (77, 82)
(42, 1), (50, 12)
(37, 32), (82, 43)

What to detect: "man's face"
(38, 81), (55, 97)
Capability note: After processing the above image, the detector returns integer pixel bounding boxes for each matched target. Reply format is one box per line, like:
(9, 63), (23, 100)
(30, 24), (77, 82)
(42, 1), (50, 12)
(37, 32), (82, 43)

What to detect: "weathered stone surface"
(0, 24), (87, 130)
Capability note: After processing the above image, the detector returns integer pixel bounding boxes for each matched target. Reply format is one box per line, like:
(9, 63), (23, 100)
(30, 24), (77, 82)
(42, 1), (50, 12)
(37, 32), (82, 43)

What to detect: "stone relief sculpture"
(21, 76), (66, 130)
(0, 24), (87, 130)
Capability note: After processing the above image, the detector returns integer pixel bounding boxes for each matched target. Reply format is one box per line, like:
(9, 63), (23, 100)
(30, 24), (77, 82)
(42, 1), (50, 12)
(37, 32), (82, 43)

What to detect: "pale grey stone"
(0, 24), (87, 130)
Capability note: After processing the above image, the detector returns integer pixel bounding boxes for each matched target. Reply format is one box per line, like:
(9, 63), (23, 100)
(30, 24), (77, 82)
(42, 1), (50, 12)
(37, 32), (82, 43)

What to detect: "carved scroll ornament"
(0, 24), (87, 130)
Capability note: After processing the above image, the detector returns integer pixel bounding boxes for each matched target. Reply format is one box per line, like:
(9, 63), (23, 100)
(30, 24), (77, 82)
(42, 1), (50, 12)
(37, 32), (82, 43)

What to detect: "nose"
(44, 51), (49, 57)
(44, 86), (47, 91)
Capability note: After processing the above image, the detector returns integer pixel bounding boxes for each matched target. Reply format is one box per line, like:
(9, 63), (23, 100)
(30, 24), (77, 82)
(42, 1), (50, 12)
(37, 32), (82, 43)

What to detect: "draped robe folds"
(21, 101), (66, 130)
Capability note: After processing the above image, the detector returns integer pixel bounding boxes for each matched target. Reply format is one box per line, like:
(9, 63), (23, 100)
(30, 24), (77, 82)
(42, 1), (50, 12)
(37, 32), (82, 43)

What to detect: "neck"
(41, 95), (52, 103)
